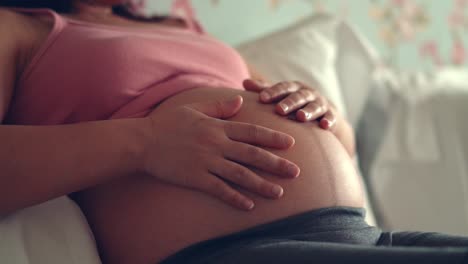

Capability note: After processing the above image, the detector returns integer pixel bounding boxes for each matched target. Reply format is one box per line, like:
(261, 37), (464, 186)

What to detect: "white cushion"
(360, 67), (468, 235)
(335, 22), (379, 126)
(0, 197), (101, 264)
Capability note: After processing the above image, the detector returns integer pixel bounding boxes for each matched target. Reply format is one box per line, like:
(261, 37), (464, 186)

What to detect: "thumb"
(188, 95), (243, 119)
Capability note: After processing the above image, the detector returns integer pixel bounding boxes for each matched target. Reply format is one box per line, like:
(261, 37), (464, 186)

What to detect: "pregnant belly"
(76, 87), (364, 264)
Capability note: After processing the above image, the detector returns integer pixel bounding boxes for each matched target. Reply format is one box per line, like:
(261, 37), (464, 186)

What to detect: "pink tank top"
(6, 8), (250, 125)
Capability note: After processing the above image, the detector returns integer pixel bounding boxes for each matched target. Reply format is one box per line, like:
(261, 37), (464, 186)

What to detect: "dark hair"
(0, 0), (167, 22)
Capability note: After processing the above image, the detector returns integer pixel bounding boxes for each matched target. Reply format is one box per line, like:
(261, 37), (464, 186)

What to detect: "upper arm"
(0, 8), (21, 123)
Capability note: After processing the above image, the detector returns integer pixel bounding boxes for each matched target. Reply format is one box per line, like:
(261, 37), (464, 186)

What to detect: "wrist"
(118, 117), (152, 176)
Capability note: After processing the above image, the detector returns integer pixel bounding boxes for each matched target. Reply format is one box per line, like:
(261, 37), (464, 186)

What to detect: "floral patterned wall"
(367, 0), (467, 68)
(143, 0), (467, 70)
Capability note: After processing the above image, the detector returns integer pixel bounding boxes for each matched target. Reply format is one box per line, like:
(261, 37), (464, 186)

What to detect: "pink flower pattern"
(420, 41), (443, 66)
(420, 0), (467, 66)
(452, 39), (466, 65)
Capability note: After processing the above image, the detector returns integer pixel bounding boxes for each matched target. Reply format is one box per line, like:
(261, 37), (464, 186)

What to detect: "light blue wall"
(147, 0), (314, 45)
(186, 0), (314, 45)
(147, 0), (468, 70)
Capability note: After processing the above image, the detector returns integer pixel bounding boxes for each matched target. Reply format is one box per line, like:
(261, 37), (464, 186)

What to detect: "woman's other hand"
(143, 96), (300, 211)
(244, 79), (357, 157)
(243, 79), (337, 131)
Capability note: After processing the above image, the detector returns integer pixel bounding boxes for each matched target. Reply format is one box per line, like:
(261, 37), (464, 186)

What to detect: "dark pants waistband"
(161, 206), (377, 263)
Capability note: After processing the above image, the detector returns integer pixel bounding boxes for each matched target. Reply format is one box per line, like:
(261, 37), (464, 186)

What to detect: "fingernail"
(284, 135), (295, 147)
(279, 103), (289, 112)
(288, 164), (300, 177)
(226, 95), (242, 107)
(261, 92), (271, 101)
(299, 110), (311, 120)
(244, 200), (254, 210)
(320, 119), (331, 129)
(271, 185), (284, 197)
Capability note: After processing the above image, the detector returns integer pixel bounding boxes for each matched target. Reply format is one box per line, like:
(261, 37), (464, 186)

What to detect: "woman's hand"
(243, 79), (337, 130)
(142, 96), (300, 211)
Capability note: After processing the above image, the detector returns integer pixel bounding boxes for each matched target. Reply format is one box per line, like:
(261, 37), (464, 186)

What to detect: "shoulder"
(0, 7), (20, 18)
(0, 8), (49, 78)
(0, 8), (51, 52)
(0, 8), (25, 50)
(0, 8), (30, 26)
(0, 8), (36, 42)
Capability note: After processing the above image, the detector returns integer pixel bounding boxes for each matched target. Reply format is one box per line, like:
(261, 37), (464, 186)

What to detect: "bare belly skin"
(75, 87), (365, 264)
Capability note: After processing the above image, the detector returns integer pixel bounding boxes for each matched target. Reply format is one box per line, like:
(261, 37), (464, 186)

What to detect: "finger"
(275, 88), (317, 115)
(197, 174), (255, 211)
(258, 81), (303, 103)
(224, 141), (300, 178)
(319, 109), (337, 130)
(224, 121), (295, 149)
(296, 97), (328, 122)
(210, 160), (284, 199)
(243, 79), (267, 92)
(187, 95), (243, 119)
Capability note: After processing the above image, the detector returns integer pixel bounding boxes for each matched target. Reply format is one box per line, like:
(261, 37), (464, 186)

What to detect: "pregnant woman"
(1, 1), (467, 263)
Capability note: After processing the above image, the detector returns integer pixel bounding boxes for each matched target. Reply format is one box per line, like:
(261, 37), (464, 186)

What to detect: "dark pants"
(161, 207), (468, 264)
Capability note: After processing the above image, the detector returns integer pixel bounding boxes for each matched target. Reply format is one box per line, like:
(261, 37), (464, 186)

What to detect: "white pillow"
(0, 197), (101, 264)
(334, 21), (379, 126)
(360, 67), (468, 235)
(236, 13), (378, 226)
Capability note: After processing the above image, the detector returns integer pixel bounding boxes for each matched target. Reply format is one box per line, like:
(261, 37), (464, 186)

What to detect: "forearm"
(0, 118), (147, 215)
